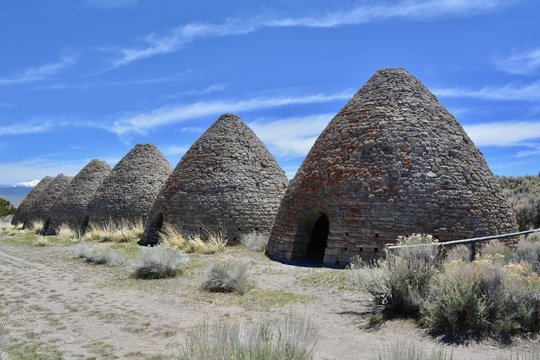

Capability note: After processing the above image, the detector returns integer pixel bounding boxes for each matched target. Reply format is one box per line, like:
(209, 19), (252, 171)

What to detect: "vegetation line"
(387, 228), (540, 249)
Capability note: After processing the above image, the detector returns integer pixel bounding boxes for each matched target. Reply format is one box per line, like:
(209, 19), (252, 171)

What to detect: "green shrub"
(370, 338), (453, 360)
(504, 191), (540, 230)
(422, 259), (540, 336)
(133, 246), (187, 279)
(479, 241), (512, 264)
(178, 315), (317, 360)
(0, 198), (15, 217)
(202, 261), (251, 294)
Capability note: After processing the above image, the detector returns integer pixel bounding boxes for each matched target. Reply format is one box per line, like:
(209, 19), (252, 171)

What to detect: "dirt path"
(0, 236), (536, 359)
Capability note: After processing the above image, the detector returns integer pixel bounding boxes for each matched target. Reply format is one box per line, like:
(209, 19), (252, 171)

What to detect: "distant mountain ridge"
(0, 179), (41, 188)
(0, 180), (38, 206)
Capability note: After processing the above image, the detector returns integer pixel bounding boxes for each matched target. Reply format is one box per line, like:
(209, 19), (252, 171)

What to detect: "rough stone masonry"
(45, 159), (111, 234)
(266, 68), (517, 266)
(139, 114), (288, 246)
(86, 144), (171, 226)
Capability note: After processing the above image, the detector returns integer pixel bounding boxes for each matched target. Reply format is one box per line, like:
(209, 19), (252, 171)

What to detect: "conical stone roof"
(12, 176), (53, 226)
(139, 114), (288, 246)
(86, 144), (171, 225)
(45, 160), (111, 234)
(25, 174), (73, 225)
(266, 68), (518, 266)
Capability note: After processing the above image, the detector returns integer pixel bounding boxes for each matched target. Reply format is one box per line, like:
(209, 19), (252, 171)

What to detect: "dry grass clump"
(186, 232), (227, 254)
(370, 338), (453, 360)
(29, 220), (44, 234)
(240, 232), (269, 252)
(159, 225), (226, 254)
(132, 246), (187, 279)
(495, 347), (540, 360)
(178, 315), (318, 360)
(56, 223), (77, 241)
(34, 236), (49, 247)
(159, 224), (188, 249)
(350, 234), (439, 315)
(0, 318), (7, 357)
(82, 219), (144, 243)
(422, 259), (540, 336)
(74, 243), (125, 266)
(202, 261), (251, 294)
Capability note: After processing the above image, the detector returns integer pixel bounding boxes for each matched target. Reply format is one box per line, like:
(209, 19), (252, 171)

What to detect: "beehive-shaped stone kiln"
(25, 174), (73, 227)
(266, 68), (517, 266)
(12, 176), (53, 226)
(86, 144), (171, 226)
(44, 160), (111, 234)
(139, 114), (288, 246)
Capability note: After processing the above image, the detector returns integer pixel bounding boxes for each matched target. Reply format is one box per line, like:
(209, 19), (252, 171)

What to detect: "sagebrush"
(133, 246), (187, 279)
(202, 261), (251, 294)
(178, 315), (318, 360)
(350, 234), (439, 315)
(74, 243), (125, 266)
(240, 232), (269, 252)
(370, 338), (453, 360)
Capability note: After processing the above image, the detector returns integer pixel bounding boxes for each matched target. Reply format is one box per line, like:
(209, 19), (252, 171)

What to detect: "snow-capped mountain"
(15, 179), (41, 187)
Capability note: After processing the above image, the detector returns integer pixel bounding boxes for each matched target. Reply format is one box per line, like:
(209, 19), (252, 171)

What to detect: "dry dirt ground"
(0, 227), (538, 359)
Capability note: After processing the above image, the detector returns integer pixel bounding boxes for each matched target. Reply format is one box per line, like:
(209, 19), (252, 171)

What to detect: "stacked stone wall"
(139, 114), (288, 245)
(266, 68), (517, 266)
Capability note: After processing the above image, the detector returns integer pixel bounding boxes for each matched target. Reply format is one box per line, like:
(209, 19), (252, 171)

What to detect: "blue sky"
(0, 0), (539, 184)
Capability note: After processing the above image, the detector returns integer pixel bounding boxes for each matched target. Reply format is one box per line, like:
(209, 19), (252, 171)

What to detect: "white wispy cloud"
(0, 158), (85, 184)
(434, 81), (540, 101)
(464, 121), (540, 147)
(249, 113), (333, 157)
(0, 123), (53, 135)
(109, 0), (511, 67)
(110, 90), (352, 136)
(0, 55), (77, 85)
(162, 83), (227, 100)
(494, 46), (540, 75)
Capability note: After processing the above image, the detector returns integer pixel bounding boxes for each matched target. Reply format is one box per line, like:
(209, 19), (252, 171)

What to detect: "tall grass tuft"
(159, 224), (188, 249)
(82, 219), (144, 243)
(495, 347), (540, 360)
(74, 243), (125, 266)
(370, 338), (453, 360)
(186, 232), (227, 254)
(0, 318), (7, 359)
(240, 232), (269, 252)
(30, 220), (44, 234)
(178, 315), (318, 360)
(56, 223), (77, 241)
(202, 261), (251, 294)
(34, 236), (49, 247)
(132, 246), (187, 279)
